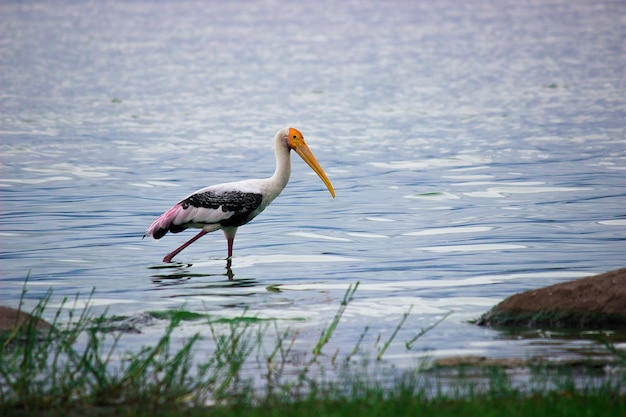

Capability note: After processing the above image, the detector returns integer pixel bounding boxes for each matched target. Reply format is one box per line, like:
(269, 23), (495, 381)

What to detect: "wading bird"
(145, 127), (335, 263)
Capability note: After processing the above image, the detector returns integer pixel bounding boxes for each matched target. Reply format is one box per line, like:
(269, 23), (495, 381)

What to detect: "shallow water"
(1, 0), (625, 368)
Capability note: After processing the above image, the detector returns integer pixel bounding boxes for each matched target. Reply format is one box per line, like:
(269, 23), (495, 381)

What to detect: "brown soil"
(477, 267), (626, 328)
(0, 306), (51, 333)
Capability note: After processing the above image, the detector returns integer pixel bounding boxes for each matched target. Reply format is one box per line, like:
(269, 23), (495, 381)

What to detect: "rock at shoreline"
(477, 267), (626, 329)
(0, 306), (51, 333)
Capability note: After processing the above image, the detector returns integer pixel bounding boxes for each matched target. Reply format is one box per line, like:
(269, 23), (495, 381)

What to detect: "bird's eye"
(293, 135), (297, 139)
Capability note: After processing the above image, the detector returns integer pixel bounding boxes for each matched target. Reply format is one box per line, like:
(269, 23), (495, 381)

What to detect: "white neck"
(262, 131), (291, 203)
(272, 138), (291, 189)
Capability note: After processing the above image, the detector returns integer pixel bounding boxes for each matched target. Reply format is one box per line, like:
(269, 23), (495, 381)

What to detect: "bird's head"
(282, 127), (335, 198)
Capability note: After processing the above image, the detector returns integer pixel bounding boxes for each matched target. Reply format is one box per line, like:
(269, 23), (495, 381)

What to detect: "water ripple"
(1, 0), (625, 367)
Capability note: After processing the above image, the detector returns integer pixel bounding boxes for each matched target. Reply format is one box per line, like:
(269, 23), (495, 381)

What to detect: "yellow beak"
(293, 143), (336, 198)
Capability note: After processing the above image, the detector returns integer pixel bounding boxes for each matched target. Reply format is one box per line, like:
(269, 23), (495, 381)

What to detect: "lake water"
(1, 0), (625, 370)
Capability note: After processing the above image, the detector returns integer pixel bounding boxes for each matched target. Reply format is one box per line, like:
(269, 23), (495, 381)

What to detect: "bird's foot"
(225, 257), (233, 279)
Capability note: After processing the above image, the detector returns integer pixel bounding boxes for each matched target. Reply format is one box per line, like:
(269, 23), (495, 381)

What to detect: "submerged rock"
(477, 267), (626, 329)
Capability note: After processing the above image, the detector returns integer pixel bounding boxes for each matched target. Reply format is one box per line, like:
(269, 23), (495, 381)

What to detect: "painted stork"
(145, 127), (335, 263)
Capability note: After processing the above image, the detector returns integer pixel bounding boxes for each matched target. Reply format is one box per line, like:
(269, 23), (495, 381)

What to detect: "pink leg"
(223, 227), (238, 259)
(227, 238), (234, 258)
(163, 230), (208, 263)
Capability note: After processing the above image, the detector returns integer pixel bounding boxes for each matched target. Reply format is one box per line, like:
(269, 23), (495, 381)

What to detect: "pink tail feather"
(145, 204), (185, 239)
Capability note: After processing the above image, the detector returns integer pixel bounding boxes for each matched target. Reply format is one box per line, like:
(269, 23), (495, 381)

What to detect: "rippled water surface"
(2, 0), (625, 367)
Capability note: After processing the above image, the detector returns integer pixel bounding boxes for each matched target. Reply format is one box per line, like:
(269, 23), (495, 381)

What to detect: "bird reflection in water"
(149, 258), (252, 288)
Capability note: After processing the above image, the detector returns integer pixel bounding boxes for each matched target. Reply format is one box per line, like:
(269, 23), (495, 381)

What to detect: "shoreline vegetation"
(1, 277), (625, 416)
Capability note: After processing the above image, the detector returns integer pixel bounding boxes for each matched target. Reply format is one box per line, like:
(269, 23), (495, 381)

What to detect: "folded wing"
(145, 189), (263, 240)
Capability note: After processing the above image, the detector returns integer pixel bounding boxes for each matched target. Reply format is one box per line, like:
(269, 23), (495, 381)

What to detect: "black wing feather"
(179, 190), (263, 227)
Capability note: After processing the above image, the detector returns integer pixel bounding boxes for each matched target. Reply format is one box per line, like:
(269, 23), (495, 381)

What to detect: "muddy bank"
(477, 267), (626, 329)
(431, 355), (616, 370)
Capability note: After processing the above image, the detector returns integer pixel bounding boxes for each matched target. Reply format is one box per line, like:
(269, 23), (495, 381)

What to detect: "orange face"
(287, 127), (335, 198)
(287, 127), (306, 149)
